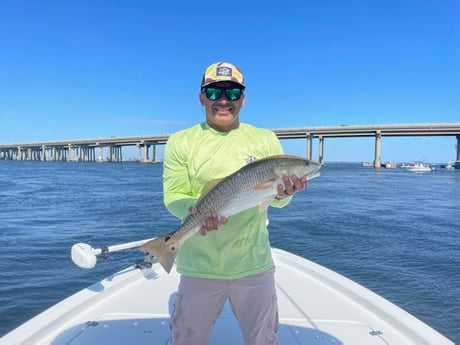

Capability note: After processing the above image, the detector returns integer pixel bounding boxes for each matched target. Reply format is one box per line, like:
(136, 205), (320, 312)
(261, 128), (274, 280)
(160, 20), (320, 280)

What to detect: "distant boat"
(382, 162), (396, 169)
(361, 161), (373, 167)
(440, 161), (454, 169)
(400, 163), (413, 168)
(402, 161), (435, 172)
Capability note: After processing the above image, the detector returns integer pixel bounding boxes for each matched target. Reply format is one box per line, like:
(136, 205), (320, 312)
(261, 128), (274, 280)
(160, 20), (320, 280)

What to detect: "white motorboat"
(361, 161), (374, 167)
(440, 161), (454, 169)
(400, 163), (413, 168)
(0, 245), (453, 345)
(382, 162), (397, 169)
(401, 161), (435, 172)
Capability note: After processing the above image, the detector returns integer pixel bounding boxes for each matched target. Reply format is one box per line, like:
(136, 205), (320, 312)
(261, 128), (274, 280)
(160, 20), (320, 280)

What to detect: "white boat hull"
(0, 248), (453, 345)
(401, 161), (435, 172)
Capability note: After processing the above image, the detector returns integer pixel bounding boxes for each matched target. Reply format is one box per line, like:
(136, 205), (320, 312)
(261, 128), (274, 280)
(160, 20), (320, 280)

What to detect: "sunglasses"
(202, 86), (243, 101)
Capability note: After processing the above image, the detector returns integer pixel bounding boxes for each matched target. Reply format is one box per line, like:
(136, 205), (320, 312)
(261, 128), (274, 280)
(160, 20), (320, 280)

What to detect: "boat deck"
(0, 249), (453, 345)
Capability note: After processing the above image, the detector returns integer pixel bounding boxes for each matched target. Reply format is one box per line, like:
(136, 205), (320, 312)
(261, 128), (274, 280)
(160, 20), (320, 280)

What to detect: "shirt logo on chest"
(245, 155), (257, 164)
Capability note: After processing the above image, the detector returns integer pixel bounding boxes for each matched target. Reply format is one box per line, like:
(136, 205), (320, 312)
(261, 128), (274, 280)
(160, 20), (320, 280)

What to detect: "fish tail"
(140, 233), (178, 273)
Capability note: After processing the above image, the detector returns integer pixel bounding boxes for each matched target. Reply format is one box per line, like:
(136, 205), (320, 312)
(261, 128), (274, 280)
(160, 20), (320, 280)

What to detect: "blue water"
(0, 161), (459, 343)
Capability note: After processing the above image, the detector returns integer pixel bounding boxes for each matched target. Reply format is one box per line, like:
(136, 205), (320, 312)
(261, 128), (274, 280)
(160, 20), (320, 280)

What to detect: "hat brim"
(201, 80), (245, 88)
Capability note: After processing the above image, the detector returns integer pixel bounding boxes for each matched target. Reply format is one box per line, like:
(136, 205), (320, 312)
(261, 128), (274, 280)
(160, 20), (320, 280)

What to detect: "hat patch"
(216, 66), (232, 77)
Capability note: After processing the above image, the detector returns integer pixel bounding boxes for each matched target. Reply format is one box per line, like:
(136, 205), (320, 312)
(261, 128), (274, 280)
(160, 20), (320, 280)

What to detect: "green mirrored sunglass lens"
(206, 88), (222, 100)
(225, 89), (241, 100)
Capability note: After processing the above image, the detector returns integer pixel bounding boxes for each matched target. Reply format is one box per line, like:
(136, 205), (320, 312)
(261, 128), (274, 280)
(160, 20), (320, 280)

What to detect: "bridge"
(1, 123), (459, 168)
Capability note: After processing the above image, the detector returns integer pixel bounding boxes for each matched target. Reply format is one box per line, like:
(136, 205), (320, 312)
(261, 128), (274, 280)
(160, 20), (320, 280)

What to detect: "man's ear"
(199, 92), (205, 106)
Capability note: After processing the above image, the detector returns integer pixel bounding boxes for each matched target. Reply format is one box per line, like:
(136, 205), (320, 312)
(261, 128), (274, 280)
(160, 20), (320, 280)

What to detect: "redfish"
(141, 155), (321, 273)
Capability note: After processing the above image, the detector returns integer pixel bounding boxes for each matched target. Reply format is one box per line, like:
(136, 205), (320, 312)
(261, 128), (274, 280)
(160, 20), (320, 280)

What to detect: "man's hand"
(276, 175), (307, 199)
(188, 207), (228, 236)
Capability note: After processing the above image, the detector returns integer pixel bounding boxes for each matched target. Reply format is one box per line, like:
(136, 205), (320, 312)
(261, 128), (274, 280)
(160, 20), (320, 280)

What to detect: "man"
(163, 62), (307, 345)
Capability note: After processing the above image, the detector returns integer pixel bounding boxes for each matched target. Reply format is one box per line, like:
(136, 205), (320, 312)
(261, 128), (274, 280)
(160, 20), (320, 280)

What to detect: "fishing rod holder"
(99, 247), (109, 261)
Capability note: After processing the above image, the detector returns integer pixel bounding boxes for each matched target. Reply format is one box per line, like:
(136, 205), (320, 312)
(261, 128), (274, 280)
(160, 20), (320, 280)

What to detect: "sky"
(1, 0), (459, 162)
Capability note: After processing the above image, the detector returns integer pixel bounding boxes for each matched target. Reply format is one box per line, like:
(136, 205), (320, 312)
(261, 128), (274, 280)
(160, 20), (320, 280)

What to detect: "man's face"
(199, 81), (246, 132)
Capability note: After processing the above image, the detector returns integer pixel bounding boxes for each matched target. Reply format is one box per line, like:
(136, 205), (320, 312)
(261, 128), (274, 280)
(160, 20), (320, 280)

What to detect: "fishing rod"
(71, 238), (155, 269)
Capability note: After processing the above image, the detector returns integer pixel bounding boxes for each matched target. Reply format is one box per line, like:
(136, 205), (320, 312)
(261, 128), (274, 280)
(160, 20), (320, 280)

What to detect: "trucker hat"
(201, 62), (245, 88)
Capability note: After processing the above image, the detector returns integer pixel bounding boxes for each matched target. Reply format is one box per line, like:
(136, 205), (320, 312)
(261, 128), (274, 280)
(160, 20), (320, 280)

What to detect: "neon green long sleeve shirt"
(163, 122), (291, 279)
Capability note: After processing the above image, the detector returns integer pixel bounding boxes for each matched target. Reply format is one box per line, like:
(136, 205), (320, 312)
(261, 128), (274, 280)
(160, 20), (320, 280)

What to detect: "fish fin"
(254, 180), (276, 190)
(197, 178), (224, 203)
(140, 233), (179, 273)
(259, 196), (275, 212)
(250, 154), (321, 167)
(307, 172), (321, 181)
(251, 154), (305, 162)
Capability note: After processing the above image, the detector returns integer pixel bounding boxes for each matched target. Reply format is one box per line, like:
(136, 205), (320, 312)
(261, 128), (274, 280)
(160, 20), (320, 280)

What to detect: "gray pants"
(170, 267), (279, 345)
